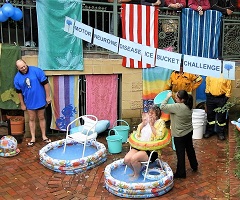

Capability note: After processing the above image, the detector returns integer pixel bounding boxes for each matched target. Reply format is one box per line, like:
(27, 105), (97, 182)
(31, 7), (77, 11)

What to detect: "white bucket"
(192, 119), (204, 124)
(203, 114), (207, 133)
(192, 124), (204, 139)
(192, 109), (206, 139)
(192, 109), (206, 115)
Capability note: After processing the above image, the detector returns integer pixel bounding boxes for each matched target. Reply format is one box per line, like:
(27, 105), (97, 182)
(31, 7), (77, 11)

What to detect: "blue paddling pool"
(39, 139), (107, 174)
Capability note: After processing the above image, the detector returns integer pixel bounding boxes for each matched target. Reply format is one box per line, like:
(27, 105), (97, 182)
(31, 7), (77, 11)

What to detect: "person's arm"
(179, 0), (186, 7)
(188, 0), (199, 11)
(153, 119), (166, 139)
(167, 0), (186, 8)
(205, 76), (210, 94)
(160, 91), (177, 113)
(142, 0), (161, 6)
(17, 92), (27, 111)
(210, 0), (228, 14)
(150, 124), (157, 137)
(225, 80), (232, 98)
(191, 74), (203, 91)
(160, 92), (172, 111)
(165, 0), (172, 6)
(201, 0), (211, 10)
(228, 0), (236, 11)
(136, 123), (143, 137)
(43, 82), (51, 104)
(37, 67), (51, 104)
(14, 77), (26, 110)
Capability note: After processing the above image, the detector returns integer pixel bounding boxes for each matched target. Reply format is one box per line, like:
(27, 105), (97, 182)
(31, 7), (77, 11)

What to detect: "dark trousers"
(174, 131), (198, 177)
(206, 94), (227, 136)
(24, 8), (38, 45)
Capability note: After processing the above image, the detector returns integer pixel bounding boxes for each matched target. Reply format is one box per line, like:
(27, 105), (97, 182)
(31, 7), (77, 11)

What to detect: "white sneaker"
(30, 41), (36, 47)
(25, 41), (31, 47)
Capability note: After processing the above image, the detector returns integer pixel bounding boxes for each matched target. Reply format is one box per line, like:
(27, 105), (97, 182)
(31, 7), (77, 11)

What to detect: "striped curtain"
(181, 8), (222, 58)
(181, 8), (222, 102)
(48, 76), (79, 131)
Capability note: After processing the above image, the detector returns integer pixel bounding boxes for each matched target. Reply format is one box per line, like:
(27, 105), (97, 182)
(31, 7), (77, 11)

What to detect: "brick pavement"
(0, 124), (239, 200)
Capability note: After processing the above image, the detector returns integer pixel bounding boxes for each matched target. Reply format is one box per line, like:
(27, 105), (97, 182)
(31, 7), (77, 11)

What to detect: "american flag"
(121, 3), (159, 68)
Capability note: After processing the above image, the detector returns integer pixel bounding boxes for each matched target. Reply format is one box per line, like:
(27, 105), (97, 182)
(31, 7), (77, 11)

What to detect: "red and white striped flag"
(121, 3), (159, 68)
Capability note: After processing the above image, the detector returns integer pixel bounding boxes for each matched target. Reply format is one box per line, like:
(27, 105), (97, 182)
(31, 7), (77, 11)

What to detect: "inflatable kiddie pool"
(104, 158), (174, 198)
(39, 139), (107, 174)
(128, 128), (171, 151)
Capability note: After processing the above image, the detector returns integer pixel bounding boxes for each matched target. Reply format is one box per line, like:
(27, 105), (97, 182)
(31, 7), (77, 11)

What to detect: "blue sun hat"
(0, 135), (20, 157)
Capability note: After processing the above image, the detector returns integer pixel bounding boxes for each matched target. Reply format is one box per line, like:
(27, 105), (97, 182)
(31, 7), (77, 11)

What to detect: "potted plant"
(6, 115), (25, 135)
(6, 110), (25, 136)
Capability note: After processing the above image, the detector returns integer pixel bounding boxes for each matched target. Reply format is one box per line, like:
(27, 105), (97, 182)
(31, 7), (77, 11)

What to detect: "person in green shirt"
(160, 90), (198, 178)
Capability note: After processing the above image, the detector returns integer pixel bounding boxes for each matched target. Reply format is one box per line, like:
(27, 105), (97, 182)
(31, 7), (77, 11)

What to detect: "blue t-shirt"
(14, 66), (47, 110)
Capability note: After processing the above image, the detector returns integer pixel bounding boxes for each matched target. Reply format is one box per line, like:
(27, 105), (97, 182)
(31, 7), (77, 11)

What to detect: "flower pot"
(7, 116), (25, 135)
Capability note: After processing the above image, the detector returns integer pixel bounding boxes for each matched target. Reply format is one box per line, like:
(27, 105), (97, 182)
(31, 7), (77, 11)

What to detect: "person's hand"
(136, 131), (141, 138)
(226, 9), (233, 15)
(168, 3), (174, 8)
(176, 3), (182, 8)
(149, 116), (155, 126)
(21, 104), (26, 111)
(197, 6), (202, 11)
(46, 97), (51, 105)
(171, 3), (178, 8)
(142, 118), (148, 126)
(199, 10), (203, 15)
(153, 0), (161, 6)
(166, 91), (172, 98)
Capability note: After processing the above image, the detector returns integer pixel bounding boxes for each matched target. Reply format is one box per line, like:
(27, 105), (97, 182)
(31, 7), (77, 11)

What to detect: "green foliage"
(214, 97), (240, 113)
(215, 97), (240, 179)
(234, 128), (240, 179)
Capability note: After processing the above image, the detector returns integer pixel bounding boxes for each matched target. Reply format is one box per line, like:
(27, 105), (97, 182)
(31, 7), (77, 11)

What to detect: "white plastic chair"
(124, 147), (163, 181)
(63, 115), (98, 157)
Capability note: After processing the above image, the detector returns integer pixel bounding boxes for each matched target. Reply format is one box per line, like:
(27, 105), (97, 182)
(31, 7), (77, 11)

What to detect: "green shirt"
(160, 98), (193, 137)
